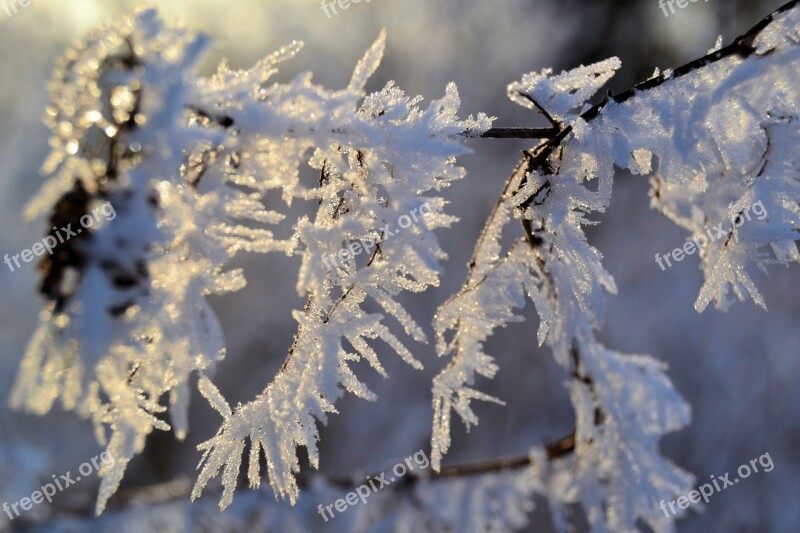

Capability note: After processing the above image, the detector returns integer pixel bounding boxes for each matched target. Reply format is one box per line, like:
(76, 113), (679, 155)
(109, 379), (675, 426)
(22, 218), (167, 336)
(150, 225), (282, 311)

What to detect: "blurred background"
(0, 0), (797, 531)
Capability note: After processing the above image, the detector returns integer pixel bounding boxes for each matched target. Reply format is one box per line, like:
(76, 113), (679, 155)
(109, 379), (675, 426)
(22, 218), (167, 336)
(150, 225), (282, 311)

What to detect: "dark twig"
(513, 92), (562, 128)
(516, 0), (800, 202)
(428, 430), (576, 481)
(46, 431), (576, 518)
(478, 127), (560, 139)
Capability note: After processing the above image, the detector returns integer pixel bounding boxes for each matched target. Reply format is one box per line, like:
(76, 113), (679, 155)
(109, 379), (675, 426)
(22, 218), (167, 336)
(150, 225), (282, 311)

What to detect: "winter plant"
(9, 2), (800, 530)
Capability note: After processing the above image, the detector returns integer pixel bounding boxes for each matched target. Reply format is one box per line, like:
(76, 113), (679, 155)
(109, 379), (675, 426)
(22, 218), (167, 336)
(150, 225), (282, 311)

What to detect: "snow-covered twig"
(433, 1), (800, 530)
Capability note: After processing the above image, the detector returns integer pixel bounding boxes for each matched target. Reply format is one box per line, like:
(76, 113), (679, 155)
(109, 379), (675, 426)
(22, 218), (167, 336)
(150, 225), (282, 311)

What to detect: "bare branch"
(46, 431), (576, 519)
(477, 127), (560, 139)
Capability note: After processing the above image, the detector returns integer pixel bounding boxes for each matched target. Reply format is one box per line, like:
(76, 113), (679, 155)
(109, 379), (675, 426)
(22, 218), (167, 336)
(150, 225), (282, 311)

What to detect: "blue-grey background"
(0, 0), (797, 531)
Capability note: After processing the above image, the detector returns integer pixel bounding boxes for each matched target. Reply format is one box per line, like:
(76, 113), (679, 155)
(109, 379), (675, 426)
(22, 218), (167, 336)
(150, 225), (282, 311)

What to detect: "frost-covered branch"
(188, 30), (491, 510)
(433, 1), (800, 530)
(10, 8), (491, 516)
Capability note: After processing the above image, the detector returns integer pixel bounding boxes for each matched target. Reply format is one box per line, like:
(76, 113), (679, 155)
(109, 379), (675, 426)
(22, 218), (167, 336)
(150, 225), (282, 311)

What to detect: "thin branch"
(429, 430), (575, 481)
(516, 0), (799, 201)
(44, 431), (576, 519)
(477, 127), (560, 139)
(513, 92), (561, 128)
